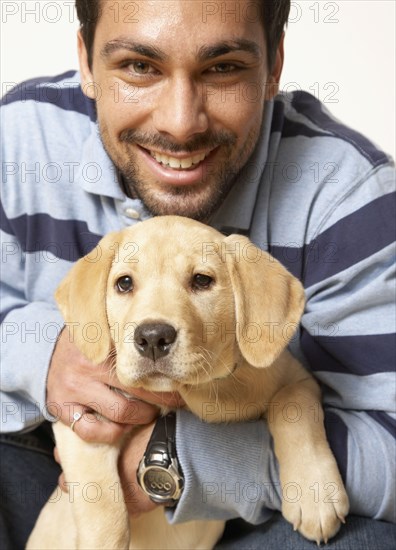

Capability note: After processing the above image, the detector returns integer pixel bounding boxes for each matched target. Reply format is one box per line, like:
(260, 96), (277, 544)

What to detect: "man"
(1, 1), (395, 548)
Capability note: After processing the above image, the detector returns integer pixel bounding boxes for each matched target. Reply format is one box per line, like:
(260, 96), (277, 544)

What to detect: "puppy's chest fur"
(179, 347), (308, 424)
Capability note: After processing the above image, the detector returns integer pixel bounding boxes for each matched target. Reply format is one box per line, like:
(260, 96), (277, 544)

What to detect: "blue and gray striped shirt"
(1, 71), (395, 523)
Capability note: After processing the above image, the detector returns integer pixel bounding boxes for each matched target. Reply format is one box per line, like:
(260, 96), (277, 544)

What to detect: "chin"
(140, 376), (179, 393)
(124, 172), (232, 221)
(136, 191), (218, 222)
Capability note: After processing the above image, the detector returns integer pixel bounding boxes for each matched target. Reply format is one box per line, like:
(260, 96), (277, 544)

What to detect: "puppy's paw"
(281, 468), (349, 544)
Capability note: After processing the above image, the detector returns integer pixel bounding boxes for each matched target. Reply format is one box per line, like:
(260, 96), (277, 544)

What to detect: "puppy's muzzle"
(134, 322), (177, 361)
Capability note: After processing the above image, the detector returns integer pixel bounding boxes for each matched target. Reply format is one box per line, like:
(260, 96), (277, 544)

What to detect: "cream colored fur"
(27, 216), (348, 549)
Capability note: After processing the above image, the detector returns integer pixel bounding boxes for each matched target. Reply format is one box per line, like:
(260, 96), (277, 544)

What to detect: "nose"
(153, 77), (209, 142)
(134, 322), (177, 361)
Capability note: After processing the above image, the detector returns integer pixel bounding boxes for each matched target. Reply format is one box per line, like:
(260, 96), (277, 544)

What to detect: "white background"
(1, 0), (395, 156)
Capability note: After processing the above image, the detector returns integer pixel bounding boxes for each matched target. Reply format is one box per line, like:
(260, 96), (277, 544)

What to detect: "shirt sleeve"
(0, 225), (64, 433)
(298, 161), (396, 523)
(168, 406), (395, 525)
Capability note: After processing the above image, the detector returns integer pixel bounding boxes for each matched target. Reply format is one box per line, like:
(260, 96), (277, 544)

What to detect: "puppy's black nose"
(134, 323), (177, 361)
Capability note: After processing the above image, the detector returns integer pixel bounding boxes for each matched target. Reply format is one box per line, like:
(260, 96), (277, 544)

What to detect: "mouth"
(149, 150), (209, 170)
(138, 145), (217, 186)
(137, 373), (180, 392)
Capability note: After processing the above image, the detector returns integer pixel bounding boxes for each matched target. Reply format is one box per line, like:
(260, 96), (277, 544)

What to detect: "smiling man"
(79, 0), (281, 221)
(1, 1), (395, 549)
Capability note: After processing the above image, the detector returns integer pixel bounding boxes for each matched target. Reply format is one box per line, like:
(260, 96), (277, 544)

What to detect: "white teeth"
(169, 157), (182, 169)
(181, 158), (193, 169)
(150, 151), (207, 169)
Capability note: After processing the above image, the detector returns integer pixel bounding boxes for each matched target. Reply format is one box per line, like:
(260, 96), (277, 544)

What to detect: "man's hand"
(46, 327), (183, 444)
(118, 422), (160, 517)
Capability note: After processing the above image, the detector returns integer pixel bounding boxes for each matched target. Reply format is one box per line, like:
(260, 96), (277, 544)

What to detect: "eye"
(124, 60), (158, 77)
(116, 275), (133, 293)
(131, 61), (151, 74)
(192, 273), (214, 290)
(210, 63), (237, 73)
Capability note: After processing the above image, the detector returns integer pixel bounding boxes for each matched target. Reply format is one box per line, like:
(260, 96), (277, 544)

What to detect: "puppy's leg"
(130, 508), (225, 550)
(27, 486), (77, 550)
(52, 421), (130, 550)
(269, 377), (349, 544)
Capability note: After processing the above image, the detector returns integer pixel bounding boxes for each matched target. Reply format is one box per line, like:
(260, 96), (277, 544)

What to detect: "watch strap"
(137, 411), (184, 506)
(145, 411), (177, 467)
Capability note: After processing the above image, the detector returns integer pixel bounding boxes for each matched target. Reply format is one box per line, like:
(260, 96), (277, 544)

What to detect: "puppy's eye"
(116, 275), (133, 293)
(192, 273), (214, 290)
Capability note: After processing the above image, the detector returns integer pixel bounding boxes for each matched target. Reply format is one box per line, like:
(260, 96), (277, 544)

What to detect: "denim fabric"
(1, 423), (395, 550)
(0, 423), (61, 550)
(217, 515), (396, 549)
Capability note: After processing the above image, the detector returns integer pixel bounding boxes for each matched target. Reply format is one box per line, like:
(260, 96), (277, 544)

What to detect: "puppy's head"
(55, 216), (304, 391)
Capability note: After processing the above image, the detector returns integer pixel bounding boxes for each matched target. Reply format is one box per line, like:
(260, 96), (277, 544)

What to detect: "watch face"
(143, 467), (177, 499)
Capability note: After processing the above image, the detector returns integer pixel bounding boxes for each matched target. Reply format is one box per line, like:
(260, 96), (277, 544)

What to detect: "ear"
(265, 32), (285, 100)
(77, 30), (96, 100)
(224, 234), (305, 368)
(55, 231), (120, 364)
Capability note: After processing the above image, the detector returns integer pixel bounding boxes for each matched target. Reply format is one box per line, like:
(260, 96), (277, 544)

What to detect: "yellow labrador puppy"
(27, 216), (348, 550)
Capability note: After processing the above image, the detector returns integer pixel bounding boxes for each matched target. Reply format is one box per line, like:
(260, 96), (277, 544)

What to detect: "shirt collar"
(77, 124), (126, 200)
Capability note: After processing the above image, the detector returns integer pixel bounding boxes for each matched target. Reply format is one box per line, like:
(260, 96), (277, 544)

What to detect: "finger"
(70, 410), (132, 445)
(54, 394), (156, 444)
(54, 446), (61, 465)
(60, 382), (159, 426)
(98, 385), (160, 426)
(103, 368), (183, 415)
(67, 405), (86, 431)
(58, 472), (68, 493)
(130, 387), (186, 408)
(109, 395), (159, 425)
(48, 400), (88, 429)
(105, 368), (185, 409)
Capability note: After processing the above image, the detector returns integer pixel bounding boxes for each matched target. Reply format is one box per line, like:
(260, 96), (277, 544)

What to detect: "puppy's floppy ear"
(55, 231), (120, 364)
(224, 235), (305, 368)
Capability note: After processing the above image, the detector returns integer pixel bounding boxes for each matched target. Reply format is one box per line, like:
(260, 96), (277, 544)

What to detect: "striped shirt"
(1, 71), (395, 523)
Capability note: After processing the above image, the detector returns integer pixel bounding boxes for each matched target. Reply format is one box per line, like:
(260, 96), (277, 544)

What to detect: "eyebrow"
(100, 39), (168, 62)
(197, 40), (262, 61)
(100, 38), (261, 63)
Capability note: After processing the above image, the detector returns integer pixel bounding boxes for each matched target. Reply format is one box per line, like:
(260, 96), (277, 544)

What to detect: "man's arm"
(171, 407), (395, 524)
(0, 226), (64, 432)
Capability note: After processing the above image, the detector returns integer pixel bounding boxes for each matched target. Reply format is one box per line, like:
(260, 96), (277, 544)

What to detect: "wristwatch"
(137, 412), (184, 506)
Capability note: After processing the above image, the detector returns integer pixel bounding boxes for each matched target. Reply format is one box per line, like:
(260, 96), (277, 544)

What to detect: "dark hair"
(75, 0), (290, 70)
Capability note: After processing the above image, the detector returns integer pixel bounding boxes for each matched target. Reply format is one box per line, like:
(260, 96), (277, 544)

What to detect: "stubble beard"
(98, 124), (261, 222)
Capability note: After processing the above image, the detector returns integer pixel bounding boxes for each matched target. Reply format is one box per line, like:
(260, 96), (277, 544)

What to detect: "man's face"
(78, 0), (283, 220)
